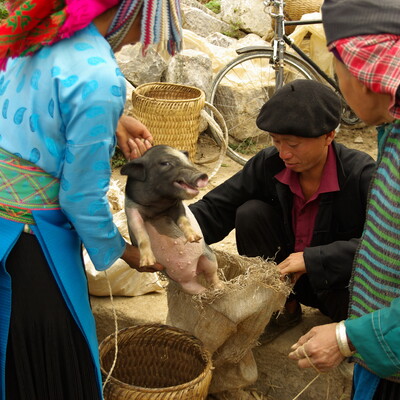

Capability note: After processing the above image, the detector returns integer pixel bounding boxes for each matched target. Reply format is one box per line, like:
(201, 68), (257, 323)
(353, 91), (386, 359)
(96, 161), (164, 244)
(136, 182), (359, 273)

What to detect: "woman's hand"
(288, 323), (346, 372)
(120, 242), (164, 272)
(278, 251), (306, 284)
(116, 115), (153, 160)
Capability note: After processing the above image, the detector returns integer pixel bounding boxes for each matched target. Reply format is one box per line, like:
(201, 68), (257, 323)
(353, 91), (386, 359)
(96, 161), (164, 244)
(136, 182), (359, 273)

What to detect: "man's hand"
(278, 251), (306, 284)
(120, 242), (164, 273)
(116, 115), (153, 160)
(288, 323), (346, 372)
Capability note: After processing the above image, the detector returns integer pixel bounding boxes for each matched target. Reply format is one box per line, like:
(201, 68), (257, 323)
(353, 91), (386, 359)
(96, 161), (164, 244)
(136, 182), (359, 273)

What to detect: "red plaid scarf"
(329, 35), (400, 119)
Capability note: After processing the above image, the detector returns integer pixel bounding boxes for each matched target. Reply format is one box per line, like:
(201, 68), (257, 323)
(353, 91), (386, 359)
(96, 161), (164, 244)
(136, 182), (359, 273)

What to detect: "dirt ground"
(109, 123), (377, 399)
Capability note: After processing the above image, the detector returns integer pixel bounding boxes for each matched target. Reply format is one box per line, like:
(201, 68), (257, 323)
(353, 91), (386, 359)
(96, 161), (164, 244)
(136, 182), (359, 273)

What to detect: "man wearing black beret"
(189, 79), (376, 341)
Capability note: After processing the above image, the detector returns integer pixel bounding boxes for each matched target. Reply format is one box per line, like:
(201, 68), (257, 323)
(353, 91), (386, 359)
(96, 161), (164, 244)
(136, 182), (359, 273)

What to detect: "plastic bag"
(288, 12), (334, 78)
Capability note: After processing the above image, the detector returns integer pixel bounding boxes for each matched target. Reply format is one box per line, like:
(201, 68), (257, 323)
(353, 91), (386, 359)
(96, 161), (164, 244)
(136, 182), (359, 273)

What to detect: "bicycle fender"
(236, 46), (273, 55)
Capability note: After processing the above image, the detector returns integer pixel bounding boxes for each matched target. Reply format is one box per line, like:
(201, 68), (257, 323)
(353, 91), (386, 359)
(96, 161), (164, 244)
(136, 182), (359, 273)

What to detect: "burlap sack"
(166, 249), (291, 394)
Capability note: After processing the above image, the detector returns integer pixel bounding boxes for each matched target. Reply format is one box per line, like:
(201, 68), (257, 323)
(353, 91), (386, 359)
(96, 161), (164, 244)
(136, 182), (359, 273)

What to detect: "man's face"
(270, 132), (333, 174)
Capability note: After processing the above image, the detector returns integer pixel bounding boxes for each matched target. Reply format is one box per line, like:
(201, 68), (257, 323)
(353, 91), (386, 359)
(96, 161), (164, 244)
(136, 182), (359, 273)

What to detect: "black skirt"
(373, 379), (400, 400)
(5, 233), (101, 400)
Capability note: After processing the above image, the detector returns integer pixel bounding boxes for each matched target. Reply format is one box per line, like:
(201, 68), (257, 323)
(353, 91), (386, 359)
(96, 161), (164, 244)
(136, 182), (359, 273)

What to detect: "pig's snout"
(173, 173), (209, 199)
(195, 174), (209, 189)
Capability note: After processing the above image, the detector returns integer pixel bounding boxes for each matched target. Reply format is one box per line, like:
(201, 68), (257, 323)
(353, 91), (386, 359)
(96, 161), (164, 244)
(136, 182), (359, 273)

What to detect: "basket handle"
(196, 102), (228, 180)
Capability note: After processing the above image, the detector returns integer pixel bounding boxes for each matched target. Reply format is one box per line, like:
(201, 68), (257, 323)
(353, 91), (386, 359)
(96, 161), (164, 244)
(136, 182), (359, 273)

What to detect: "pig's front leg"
(125, 207), (156, 267)
(177, 214), (202, 242)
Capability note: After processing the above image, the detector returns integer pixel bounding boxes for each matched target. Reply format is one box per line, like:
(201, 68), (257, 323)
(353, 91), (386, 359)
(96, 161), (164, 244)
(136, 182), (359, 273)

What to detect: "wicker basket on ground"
(100, 324), (213, 400)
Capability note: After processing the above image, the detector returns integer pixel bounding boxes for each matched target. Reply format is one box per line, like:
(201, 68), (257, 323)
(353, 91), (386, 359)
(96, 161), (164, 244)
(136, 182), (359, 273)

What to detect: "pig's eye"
(160, 161), (172, 167)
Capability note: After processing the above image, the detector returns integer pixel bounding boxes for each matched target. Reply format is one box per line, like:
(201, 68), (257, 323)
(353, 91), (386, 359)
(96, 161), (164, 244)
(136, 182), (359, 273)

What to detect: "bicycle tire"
(209, 48), (323, 165)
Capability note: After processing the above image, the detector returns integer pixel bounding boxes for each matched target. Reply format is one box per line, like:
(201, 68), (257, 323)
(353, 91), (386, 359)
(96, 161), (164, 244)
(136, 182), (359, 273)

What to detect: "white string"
(102, 270), (119, 391)
(291, 374), (320, 400)
(290, 345), (322, 400)
(303, 346), (322, 375)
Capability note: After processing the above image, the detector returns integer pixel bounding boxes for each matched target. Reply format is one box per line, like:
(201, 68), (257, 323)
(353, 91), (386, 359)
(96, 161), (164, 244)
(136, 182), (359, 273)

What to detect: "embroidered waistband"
(0, 148), (60, 224)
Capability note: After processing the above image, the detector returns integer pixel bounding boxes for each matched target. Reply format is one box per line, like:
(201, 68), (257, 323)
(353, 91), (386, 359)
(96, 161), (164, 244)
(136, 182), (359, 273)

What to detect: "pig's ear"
(180, 150), (190, 159)
(120, 161), (146, 181)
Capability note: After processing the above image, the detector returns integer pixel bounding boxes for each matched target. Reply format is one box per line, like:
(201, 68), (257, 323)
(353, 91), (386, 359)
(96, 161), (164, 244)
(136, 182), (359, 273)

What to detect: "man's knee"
(235, 200), (288, 259)
(236, 200), (278, 230)
(295, 283), (349, 322)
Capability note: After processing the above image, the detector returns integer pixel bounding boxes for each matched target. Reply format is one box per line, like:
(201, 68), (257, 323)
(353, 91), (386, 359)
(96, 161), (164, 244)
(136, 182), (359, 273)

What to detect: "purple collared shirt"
(275, 145), (340, 252)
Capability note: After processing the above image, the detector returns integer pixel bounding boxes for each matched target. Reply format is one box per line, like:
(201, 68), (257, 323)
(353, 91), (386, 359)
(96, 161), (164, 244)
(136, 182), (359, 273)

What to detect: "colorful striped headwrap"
(329, 35), (400, 119)
(0, 0), (182, 70)
(105, 0), (182, 55)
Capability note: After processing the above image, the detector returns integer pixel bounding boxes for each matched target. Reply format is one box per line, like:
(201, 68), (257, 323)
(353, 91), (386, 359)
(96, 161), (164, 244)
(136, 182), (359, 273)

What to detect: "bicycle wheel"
(209, 48), (321, 165)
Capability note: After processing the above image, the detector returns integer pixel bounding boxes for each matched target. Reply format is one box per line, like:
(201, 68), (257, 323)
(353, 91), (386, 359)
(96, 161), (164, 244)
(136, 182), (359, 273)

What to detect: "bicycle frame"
(269, 0), (340, 91)
(233, 0), (338, 94)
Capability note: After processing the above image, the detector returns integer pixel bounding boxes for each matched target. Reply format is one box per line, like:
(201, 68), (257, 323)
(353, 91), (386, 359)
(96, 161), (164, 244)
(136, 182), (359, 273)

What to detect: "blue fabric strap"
(353, 364), (381, 400)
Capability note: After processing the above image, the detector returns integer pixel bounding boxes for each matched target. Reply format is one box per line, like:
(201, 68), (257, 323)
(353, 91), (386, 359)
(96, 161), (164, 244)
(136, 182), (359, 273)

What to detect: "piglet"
(120, 145), (222, 295)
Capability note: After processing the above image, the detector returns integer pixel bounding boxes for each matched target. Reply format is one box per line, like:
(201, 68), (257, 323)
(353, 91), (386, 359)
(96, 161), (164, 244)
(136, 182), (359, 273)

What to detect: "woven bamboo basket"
(131, 83), (206, 161)
(282, 0), (323, 34)
(100, 324), (213, 400)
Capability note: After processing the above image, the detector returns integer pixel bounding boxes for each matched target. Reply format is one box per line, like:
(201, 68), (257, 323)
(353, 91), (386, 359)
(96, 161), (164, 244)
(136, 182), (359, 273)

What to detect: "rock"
(182, 6), (232, 38)
(236, 33), (268, 48)
(354, 135), (364, 144)
(207, 32), (238, 48)
(220, 0), (272, 37)
(116, 44), (167, 87)
(164, 49), (213, 97)
(181, 0), (218, 16)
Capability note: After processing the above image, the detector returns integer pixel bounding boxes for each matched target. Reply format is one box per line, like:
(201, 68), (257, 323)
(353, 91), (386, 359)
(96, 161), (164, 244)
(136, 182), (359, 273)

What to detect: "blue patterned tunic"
(0, 23), (127, 397)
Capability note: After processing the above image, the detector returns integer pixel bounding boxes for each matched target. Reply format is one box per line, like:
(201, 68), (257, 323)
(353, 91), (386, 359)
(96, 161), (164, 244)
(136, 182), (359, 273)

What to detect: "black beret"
(322, 0), (400, 45)
(256, 80), (341, 137)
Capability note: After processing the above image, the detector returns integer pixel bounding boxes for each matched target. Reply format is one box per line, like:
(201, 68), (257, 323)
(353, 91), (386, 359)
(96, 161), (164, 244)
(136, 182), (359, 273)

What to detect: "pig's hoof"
(140, 256), (157, 267)
(187, 233), (202, 243)
(213, 281), (224, 291)
(179, 282), (207, 295)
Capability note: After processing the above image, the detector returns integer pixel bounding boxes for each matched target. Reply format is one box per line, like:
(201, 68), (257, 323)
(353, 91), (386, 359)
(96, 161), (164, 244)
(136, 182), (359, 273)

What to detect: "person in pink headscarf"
(0, 1), (182, 398)
(288, 1), (400, 399)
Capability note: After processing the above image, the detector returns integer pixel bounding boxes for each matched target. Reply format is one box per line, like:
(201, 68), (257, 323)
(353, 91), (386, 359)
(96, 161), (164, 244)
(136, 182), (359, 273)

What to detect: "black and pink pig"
(121, 145), (223, 295)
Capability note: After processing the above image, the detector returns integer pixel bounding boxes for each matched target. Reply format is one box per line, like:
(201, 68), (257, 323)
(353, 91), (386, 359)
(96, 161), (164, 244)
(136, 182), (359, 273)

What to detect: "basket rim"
(99, 324), (213, 394)
(133, 82), (205, 104)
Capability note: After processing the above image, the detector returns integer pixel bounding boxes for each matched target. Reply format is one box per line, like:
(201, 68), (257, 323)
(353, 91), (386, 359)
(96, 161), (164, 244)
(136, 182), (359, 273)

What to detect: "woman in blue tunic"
(0, 0), (182, 398)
